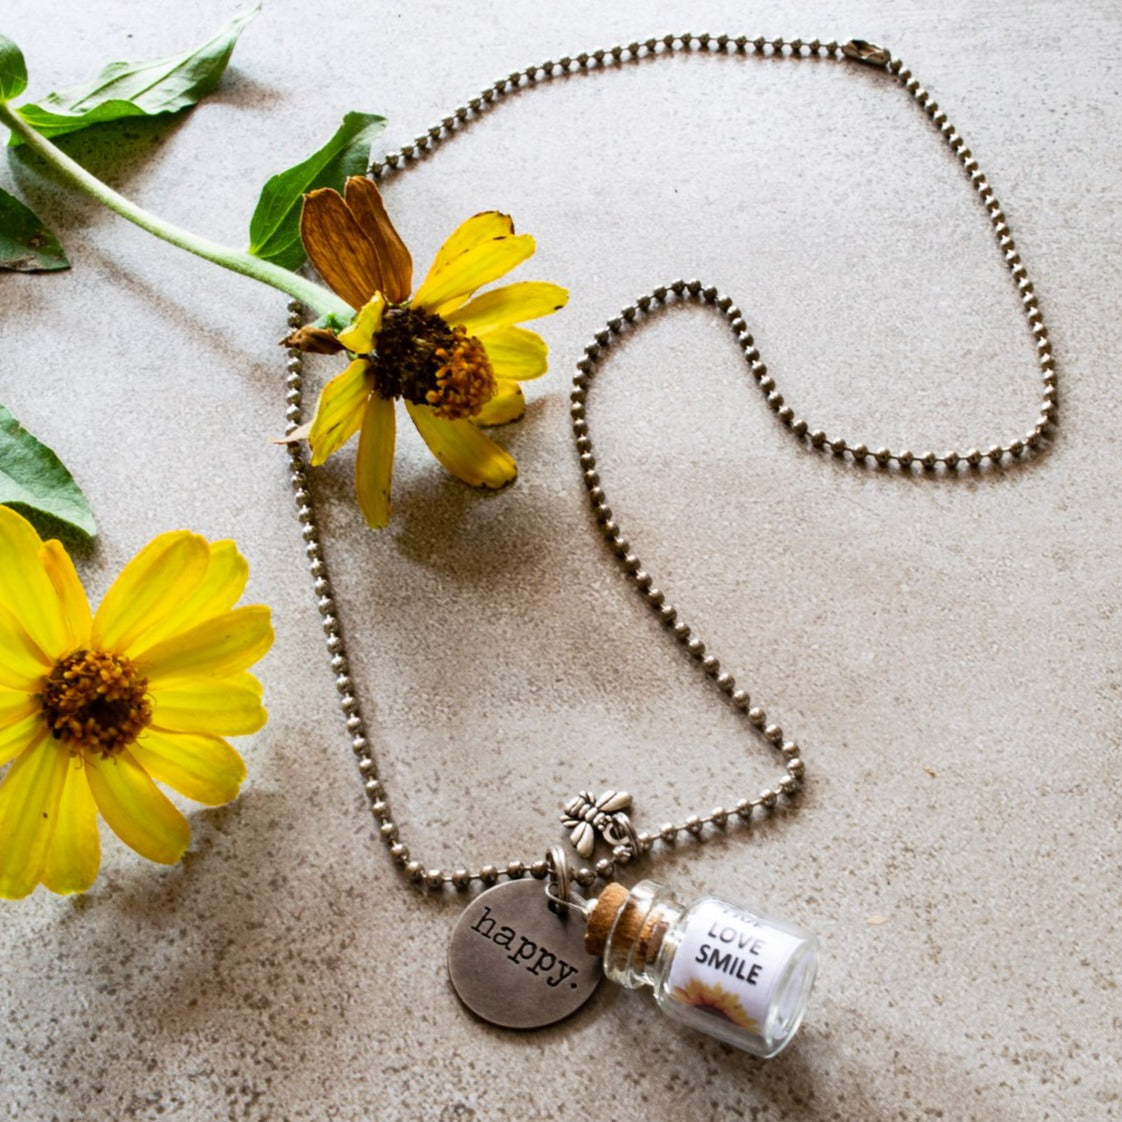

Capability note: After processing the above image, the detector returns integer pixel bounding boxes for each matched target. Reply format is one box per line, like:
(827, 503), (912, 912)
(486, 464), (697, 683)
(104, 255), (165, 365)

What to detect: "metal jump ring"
(545, 844), (593, 916)
(546, 844), (572, 905)
(602, 811), (642, 862)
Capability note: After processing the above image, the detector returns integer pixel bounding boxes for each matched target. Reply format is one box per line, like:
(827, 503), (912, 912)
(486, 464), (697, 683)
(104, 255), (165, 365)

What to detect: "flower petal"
(300, 188), (384, 310)
(39, 539), (92, 649)
(149, 671), (266, 736)
(306, 358), (373, 467)
(405, 402), (517, 489)
(0, 705), (43, 768)
(336, 293), (385, 355)
(91, 532), (210, 654)
(0, 505), (69, 662)
(453, 282), (568, 335)
(477, 325), (549, 380)
(473, 381), (525, 426)
(130, 728), (246, 807)
(40, 760), (100, 896)
(412, 234), (536, 317)
(0, 735), (69, 899)
(355, 392), (396, 529)
(136, 606), (274, 688)
(343, 177), (413, 304)
(164, 540), (250, 629)
(84, 749), (190, 865)
(0, 686), (37, 723)
(423, 211), (514, 286)
(123, 540), (253, 664)
(0, 603), (50, 691)
(282, 323), (346, 355)
(280, 420), (313, 445)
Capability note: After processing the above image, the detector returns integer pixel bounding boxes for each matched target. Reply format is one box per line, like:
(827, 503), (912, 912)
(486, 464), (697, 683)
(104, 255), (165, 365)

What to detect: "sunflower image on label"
(664, 900), (805, 1040)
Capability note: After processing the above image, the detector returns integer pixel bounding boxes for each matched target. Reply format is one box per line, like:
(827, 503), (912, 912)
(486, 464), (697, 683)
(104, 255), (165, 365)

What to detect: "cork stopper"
(636, 911), (670, 966)
(584, 882), (630, 956)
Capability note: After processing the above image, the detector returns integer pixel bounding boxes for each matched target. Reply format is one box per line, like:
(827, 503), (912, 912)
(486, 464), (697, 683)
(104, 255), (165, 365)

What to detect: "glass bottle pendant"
(585, 880), (818, 1057)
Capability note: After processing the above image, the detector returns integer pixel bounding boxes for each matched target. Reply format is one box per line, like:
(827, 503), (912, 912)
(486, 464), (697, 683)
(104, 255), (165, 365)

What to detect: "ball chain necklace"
(283, 35), (1055, 1055)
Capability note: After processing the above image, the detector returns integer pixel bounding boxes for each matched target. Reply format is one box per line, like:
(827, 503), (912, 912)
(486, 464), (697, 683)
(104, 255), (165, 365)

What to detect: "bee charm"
(561, 790), (633, 858)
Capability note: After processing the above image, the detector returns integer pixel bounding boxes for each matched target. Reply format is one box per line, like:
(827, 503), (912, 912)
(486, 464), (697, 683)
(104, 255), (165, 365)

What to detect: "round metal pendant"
(447, 878), (602, 1029)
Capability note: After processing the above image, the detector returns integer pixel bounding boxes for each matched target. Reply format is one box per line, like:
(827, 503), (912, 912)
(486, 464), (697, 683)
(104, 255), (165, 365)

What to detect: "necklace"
(282, 35), (1055, 1055)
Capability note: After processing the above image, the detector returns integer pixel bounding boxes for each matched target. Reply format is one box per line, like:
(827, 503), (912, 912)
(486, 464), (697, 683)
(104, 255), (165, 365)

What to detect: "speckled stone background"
(2, 2), (1120, 1120)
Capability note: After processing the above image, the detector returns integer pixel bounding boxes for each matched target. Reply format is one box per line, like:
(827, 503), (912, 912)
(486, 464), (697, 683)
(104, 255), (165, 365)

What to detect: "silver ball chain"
(284, 36), (1056, 894)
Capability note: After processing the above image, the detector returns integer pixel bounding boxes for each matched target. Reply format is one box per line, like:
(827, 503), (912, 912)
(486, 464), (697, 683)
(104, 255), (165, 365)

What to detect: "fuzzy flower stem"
(0, 100), (349, 319)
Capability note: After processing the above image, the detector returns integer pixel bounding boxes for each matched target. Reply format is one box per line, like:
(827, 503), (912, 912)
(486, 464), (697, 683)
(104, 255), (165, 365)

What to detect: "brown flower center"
(426, 326), (497, 419)
(40, 649), (152, 757)
(370, 307), (496, 420)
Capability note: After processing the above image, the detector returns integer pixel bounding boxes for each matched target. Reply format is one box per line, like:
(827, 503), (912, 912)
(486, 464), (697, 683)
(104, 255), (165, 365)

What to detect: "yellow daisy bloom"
(287, 175), (568, 528)
(0, 505), (273, 899)
(671, 978), (761, 1033)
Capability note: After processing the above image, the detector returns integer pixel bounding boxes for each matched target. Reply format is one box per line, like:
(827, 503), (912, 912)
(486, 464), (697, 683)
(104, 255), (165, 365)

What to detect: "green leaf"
(0, 34), (28, 101)
(10, 4), (259, 143)
(0, 405), (95, 539)
(247, 111), (387, 271)
(0, 185), (68, 270)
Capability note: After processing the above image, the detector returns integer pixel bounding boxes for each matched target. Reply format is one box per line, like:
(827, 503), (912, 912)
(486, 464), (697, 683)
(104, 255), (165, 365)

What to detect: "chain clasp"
(842, 40), (891, 68)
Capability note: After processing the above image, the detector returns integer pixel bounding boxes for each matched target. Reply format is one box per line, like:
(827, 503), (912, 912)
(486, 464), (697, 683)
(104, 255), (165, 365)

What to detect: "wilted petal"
(343, 177), (413, 303)
(281, 324), (345, 355)
(300, 188), (385, 310)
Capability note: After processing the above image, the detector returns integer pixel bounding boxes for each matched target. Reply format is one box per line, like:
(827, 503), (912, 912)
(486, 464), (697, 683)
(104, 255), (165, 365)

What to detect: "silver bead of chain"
(285, 307), (601, 894)
(286, 39), (1056, 891)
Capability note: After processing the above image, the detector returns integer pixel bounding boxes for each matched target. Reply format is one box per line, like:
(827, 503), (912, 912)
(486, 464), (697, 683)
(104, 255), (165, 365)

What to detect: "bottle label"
(665, 899), (803, 1034)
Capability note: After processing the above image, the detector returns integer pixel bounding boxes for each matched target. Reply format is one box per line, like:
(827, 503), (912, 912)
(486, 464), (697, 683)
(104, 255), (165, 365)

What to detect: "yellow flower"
(289, 175), (568, 528)
(0, 506), (273, 899)
(671, 978), (761, 1033)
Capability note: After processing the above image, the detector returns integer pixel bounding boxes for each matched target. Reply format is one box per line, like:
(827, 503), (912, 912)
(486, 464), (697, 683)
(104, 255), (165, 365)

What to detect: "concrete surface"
(2, 2), (1119, 1120)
